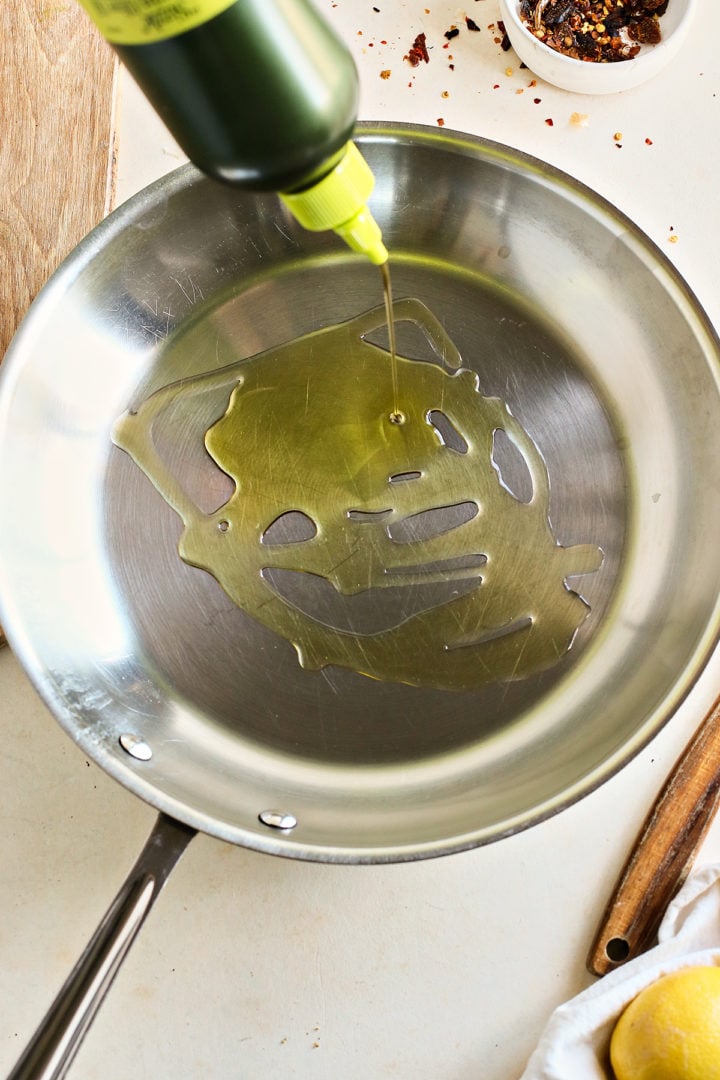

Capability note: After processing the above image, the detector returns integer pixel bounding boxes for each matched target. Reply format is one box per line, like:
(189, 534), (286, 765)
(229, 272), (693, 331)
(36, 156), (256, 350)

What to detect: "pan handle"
(9, 812), (196, 1080)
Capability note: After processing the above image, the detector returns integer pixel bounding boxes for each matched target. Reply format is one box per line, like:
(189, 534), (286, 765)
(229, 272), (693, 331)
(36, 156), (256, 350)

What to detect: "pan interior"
(1, 125), (719, 857)
(104, 258), (623, 766)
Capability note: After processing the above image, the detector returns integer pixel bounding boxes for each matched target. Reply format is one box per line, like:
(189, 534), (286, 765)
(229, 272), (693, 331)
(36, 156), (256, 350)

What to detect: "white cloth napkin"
(520, 864), (720, 1079)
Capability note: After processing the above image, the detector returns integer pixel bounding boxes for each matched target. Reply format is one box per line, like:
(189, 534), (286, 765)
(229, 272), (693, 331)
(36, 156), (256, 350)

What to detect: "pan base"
(105, 257), (625, 766)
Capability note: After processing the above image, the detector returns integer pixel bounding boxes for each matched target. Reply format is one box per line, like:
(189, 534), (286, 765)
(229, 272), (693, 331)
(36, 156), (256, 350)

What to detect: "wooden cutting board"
(0, 1), (118, 647)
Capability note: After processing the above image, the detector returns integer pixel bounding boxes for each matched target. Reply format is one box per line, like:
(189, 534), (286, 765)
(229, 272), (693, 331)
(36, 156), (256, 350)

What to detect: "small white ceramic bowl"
(497, 0), (696, 94)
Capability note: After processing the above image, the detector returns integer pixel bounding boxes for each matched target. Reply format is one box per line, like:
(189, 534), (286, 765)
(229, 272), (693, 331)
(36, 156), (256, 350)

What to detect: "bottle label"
(78, 0), (237, 45)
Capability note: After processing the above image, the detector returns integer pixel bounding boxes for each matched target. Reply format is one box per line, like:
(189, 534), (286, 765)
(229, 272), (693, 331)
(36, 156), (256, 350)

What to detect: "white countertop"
(3, 3), (720, 1078)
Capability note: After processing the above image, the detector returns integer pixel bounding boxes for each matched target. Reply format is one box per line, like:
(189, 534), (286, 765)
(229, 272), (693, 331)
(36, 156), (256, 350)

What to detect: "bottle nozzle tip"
(280, 142), (388, 265)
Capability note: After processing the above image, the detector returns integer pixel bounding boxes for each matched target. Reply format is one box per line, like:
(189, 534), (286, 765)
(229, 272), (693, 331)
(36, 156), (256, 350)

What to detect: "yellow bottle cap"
(280, 142), (388, 265)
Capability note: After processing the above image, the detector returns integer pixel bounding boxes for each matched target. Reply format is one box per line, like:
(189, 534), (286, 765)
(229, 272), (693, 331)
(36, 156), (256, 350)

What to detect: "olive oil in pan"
(381, 262), (404, 427)
(114, 298), (602, 692)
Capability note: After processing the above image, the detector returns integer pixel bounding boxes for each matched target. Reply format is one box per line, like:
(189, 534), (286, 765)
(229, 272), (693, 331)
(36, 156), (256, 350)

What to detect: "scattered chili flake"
(645, 136), (653, 145)
(493, 83), (500, 88)
(496, 18), (512, 50)
(441, 90), (450, 97)
(380, 69), (391, 79)
(533, 96), (542, 103)
(465, 17), (481, 31)
(437, 117), (445, 126)
(445, 26), (460, 40)
(373, 6), (380, 11)
(405, 31), (430, 66)
(545, 117), (554, 126)
(519, 0), (668, 63)
(613, 131), (623, 141)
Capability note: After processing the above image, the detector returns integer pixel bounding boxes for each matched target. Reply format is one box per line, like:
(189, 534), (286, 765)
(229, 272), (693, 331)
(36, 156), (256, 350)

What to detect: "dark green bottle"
(79, 0), (387, 262)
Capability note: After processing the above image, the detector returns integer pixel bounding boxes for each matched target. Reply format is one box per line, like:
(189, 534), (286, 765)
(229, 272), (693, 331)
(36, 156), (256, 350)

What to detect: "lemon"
(610, 965), (720, 1080)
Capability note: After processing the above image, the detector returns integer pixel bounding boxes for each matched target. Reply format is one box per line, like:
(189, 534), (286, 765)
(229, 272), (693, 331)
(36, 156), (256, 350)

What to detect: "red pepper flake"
(645, 137), (653, 145)
(493, 83), (500, 89)
(405, 31), (430, 66)
(496, 18), (512, 50)
(533, 97), (542, 103)
(437, 117), (445, 126)
(380, 69), (391, 79)
(545, 117), (554, 126)
(629, 14), (662, 44)
(445, 26), (460, 40)
(465, 17), (481, 31)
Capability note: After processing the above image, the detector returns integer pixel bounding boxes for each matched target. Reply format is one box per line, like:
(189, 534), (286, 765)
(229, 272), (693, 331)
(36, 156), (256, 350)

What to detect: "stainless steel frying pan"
(2, 124), (720, 1078)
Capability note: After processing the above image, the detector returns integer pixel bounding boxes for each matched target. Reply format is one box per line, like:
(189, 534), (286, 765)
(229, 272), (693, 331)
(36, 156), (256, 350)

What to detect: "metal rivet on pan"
(119, 733), (153, 761)
(259, 809), (298, 831)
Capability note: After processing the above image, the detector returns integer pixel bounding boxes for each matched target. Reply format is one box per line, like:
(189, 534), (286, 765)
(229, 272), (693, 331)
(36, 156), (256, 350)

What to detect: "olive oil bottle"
(78, 0), (388, 263)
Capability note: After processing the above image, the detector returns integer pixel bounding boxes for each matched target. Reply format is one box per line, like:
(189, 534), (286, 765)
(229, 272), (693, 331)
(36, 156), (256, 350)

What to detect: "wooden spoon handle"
(587, 693), (720, 976)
